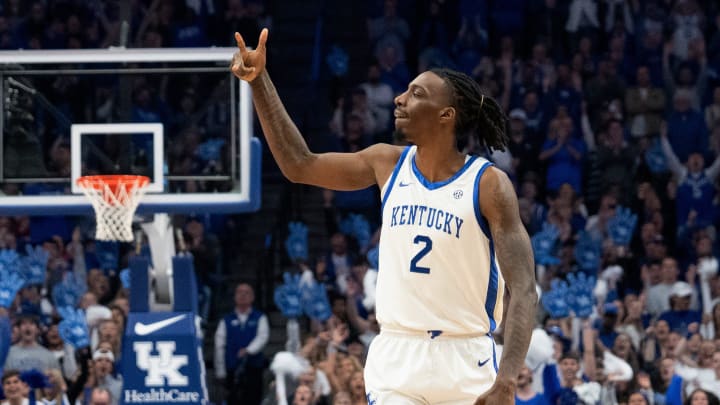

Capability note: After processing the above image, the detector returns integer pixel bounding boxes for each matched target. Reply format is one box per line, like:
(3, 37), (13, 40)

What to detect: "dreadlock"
(430, 68), (510, 152)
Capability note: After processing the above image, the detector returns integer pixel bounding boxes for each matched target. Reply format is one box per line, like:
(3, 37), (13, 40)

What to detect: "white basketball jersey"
(376, 145), (505, 336)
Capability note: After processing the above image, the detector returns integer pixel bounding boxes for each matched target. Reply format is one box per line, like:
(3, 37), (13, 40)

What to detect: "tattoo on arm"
(250, 71), (313, 180)
(487, 171), (537, 383)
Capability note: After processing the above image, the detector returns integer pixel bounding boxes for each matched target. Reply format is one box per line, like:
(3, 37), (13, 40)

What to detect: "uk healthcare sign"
(121, 312), (208, 404)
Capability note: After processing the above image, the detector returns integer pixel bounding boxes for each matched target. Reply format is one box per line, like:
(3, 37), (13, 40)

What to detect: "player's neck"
(413, 145), (465, 183)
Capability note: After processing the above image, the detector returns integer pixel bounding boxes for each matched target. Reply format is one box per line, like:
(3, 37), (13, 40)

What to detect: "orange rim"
(76, 175), (150, 189)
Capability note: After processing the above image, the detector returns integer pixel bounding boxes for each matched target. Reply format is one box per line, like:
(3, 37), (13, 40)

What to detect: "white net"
(77, 175), (150, 242)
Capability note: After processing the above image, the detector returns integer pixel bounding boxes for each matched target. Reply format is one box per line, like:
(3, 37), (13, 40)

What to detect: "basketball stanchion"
(77, 175), (208, 405)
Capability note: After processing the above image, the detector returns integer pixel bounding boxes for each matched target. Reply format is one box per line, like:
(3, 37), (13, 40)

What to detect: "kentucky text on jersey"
(389, 204), (464, 238)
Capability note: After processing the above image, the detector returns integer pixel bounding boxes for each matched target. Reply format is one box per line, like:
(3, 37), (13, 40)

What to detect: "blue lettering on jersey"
(390, 204), (464, 238)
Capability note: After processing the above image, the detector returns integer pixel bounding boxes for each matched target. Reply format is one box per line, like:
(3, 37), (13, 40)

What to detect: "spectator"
(88, 387), (113, 405)
(507, 110), (539, 183)
(584, 58), (626, 130)
(664, 90), (708, 163)
(3, 314), (59, 372)
(548, 64), (582, 122)
(39, 368), (70, 405)
(565, 0), (599, 38)
(659, 282), (703, 335)
(647, 257), (684, 317)
(684, 388), (720, 405)
(515, 365), (548, 404)
(669, 1), (705, 62)
(628, 391), (650, 405)
(520, 90), (547, 144)
(452, 16), (486, 76)
(367, 0), (410, 63)
(595, 119), (637, 201)
(329, 89), (378, 140)
(375, 42), (410, 95)
(538, 121), (586, 193)
(214, 283), (268, 405)
(0, 369), (29, 405)
(291, 383), (315, 405)
(660, 124), (719, 239)
(318, 234), (354, 295)
(359, 63), (394, 138)
(43, 321), (77, 383)
(626, 65), (666, 138)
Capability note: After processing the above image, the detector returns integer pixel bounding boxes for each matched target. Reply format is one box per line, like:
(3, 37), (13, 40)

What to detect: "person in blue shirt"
(658, 282), (702, 336)
(660, 124), (720, 242)
(214, 283), (269, 405)
(515, 366), (549, 405)
(539, 123), (586, 193)
(665, 89), (708, 163)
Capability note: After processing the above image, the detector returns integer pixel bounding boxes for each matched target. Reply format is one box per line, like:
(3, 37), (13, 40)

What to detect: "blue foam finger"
(57, 306), (89, 348)
(0, 269), (25, 308)
(302, 282), (332, 321)
(274, 272), (304, 318)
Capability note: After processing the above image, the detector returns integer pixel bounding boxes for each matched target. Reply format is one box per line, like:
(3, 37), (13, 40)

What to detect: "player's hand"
(231, 29), (268, 82)
(474, 379), (516, 405)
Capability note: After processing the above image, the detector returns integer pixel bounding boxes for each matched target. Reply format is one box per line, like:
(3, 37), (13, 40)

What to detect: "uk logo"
(134, 341), (189, 387)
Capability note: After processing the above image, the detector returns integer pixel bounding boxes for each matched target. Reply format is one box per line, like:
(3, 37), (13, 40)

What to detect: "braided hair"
(430, 68), (509, 152)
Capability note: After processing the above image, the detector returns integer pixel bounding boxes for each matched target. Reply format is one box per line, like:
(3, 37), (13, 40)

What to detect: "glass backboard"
(0, 47), (260, 215)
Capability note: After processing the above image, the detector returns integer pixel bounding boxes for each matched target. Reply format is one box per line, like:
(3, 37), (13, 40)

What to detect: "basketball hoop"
(76, 175), (150, 242)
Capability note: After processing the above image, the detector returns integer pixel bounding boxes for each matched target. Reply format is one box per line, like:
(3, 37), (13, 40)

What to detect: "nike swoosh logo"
(478, 358), (490, 368)
(398, 182), (411, 187)
(134, 314), (187, 336)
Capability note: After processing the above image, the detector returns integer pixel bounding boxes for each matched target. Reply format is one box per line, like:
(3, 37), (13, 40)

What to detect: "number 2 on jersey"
(410, 235), (432, 274)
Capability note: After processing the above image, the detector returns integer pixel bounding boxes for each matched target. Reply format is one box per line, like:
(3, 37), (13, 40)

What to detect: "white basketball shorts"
(364, 329), (498, 404)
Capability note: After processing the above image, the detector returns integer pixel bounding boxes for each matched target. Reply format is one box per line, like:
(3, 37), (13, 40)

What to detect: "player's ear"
(439, 106), (455, 123)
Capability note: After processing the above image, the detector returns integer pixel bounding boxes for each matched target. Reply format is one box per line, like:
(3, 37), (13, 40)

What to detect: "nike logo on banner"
(399, 182), (411, 187)
(477, 358), (490, 368)
(134, 314), (187, 336)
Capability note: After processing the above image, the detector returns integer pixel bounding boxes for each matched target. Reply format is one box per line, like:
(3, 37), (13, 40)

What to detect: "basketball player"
(232, 29), (537, 404)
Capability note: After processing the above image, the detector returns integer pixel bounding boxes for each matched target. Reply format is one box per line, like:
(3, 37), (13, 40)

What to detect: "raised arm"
(231, 30), (401, 190)
(659, 123), (687, 180)
(476, 167), (538, 404)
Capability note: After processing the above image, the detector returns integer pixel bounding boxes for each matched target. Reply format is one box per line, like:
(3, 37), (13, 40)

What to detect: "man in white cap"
(82, 348), (122, 405)
(658, 281), (702, 335)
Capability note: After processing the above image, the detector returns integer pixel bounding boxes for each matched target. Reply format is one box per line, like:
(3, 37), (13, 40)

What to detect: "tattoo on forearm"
(250, 72), (312, 173)
(489, 179), (537, 382)
(493, 227), (537, 381)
